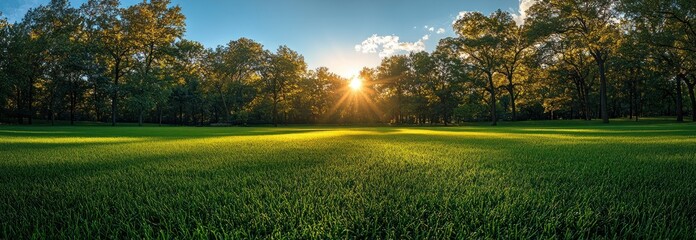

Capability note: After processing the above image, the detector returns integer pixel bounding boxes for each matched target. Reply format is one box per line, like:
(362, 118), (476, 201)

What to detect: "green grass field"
(1, 119), (695, 238)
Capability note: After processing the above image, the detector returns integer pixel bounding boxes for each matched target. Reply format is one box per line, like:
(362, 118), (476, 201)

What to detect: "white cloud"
(512, 0), (537, 25)
(428, 27), (434, 32)
(453, 11), (470, 24)
(436, 28), (446, 34)
(355, 34), (427, 58)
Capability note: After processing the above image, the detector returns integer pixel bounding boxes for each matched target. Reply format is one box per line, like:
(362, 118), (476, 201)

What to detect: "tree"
(528, 0), (621, 123)
(623, 0), (696, 121)
(262, 46), (306, 126)
(203, 38), (265, 123)
(0, 13), (9, 121)
(546, 35), (596, 120)
(375, 55), (410, 124)
(123, 0), (184, 125)
(299, 67), (344, 123)
(453, 10), (512, 126)
(499, 18), (535, 121)
(81, 0), (135, 126)
(32, 0), (88, 125)
(431, 39), (467, 125)
(611, 28), (653, 121)
(169, 40), (206, 125)
(407, 51), (434, 124)
(6, 6), (53, 124)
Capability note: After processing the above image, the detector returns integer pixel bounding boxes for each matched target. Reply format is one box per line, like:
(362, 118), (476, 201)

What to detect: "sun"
(349, 77), (363, 91)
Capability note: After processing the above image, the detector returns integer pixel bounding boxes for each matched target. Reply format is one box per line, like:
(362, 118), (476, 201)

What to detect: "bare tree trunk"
(139, 112), (143, 126)
(16, 88), (23, 124)
(506, 74), (516, 121)
(685, 78), (695, 122)
(93, 84), (101, 123)
(112, 59), (121, 126)
(635, 82), (640, 122)
(597, 58), (609, 123)
(217, 86), (229, 123)
(583, 86), (591, 121)
(272, 91), (278, 127)
(28, 76), (34, 125)
(70, 90), (76, 125)
(487, 72), (497, 126)
(676, 74), (684, 122)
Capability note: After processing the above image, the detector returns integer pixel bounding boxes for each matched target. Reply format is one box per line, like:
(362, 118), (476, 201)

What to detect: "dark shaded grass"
(1, 119), (695, 239)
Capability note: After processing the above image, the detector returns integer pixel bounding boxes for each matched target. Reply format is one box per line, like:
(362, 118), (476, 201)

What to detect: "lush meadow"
(1, 120), (695, 238)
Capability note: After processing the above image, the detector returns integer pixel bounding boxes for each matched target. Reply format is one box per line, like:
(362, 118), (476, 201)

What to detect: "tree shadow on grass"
(1, 124), (695, 238)
(326, 131), (696, 238)
(423, 123), (696, 138)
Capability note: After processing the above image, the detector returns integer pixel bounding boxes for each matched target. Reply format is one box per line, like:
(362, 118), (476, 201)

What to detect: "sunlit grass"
(1, 120), (695, 238)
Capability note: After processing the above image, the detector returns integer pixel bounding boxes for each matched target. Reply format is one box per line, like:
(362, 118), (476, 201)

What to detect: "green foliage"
(1, 0), (696, 125)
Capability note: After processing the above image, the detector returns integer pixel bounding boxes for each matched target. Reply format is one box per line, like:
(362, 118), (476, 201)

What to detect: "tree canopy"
(1, 0), (694, 125)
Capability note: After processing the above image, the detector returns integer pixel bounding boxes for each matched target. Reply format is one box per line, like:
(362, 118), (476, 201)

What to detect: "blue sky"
(1, 0), (530, 77)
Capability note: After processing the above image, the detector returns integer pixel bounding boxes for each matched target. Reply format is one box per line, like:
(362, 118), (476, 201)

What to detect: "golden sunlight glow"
(349, 77), (363, 91)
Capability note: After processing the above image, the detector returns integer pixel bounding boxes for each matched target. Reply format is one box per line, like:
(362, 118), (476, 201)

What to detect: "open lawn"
(1, 120), (695, 238)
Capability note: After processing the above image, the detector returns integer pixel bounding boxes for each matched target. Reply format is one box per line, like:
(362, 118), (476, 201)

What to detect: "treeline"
(0, 0), (694, 126)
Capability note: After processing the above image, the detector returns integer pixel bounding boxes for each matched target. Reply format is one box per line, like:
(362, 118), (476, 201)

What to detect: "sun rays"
(323, 76), (383, 123)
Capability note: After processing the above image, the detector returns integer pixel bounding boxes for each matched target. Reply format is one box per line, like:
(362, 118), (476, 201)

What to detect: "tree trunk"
(179, 103), (183, 126)
(635, 84), (640, 122)
(217, 86), (229, 123)
(112, 59), (120, 126)
(575, 77), (591, 121)
(597, 57), (609, 123)
(487, 72), (497, 126)
(506, 74), (516, 121)
(676, 74), (684, 122)
(16, 88), (23, 124)
(139, 111), (143, 126)
(272, 91), (278, 127)
(94, 84), (101, 123)
(28, 76), (34, 125)
(70, 91), (76, 125)
(685, 78), (695, 122)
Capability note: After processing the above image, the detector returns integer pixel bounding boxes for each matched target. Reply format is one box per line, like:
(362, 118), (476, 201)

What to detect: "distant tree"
(123, 0), (185, 125)
(81, 0), (135, 126)
(6, 6), (53, 124)
(623, 0), (696, 121)
(499, 18), (535, 121)
(407, 51), (434, 124)
(375, 55), (410, 124)
(359, 67), (381, 123)
(204, 38), (265, 123)
(528, 0), (621, 123)
(0, 13), (9, 121)
(611, 28), (653, 121)
(299, 67), (343, 123)
(32, 0), (88, 125)
(3, 0), (696, 125)
(545, 35), (596, 120)
(432, 39), (467, 125)
(262, 46), (306, 126)
(169, 40), (206, 125)
(453, 10), (512, 126)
